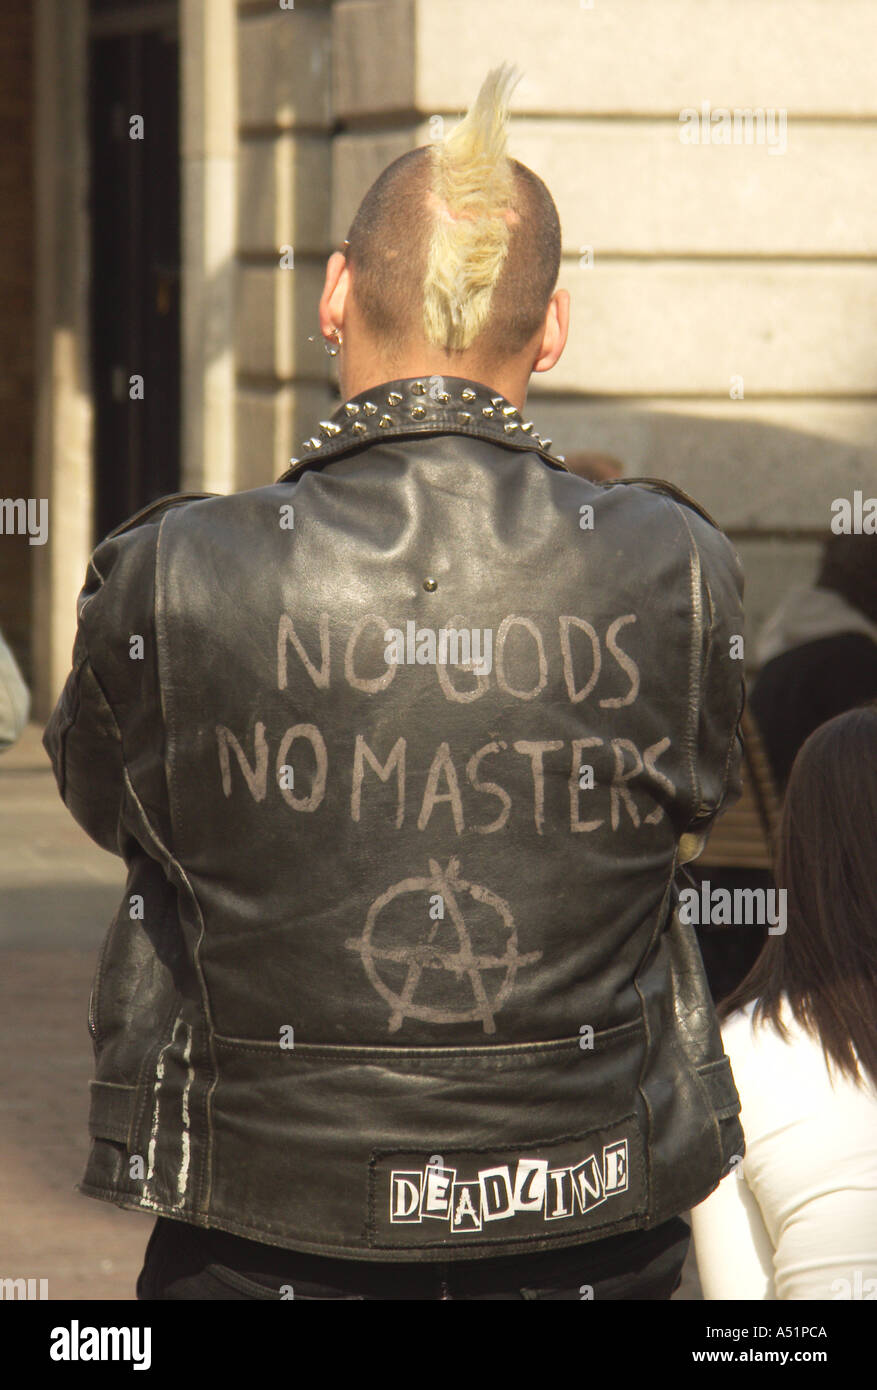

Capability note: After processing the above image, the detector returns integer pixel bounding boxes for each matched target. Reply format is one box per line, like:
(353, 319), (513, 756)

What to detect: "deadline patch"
(368, 1118), (645, 1247)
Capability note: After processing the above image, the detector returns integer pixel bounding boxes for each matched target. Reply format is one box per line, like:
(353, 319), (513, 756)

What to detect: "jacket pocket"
(207, 1021), (651, 1256)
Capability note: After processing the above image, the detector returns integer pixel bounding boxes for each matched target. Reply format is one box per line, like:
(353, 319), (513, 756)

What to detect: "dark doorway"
(88, 2), (181, 542)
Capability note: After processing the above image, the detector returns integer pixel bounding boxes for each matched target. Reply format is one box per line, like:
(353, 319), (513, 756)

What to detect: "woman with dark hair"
(691, 703), (877, 1299)
(749, 533), (877, 791)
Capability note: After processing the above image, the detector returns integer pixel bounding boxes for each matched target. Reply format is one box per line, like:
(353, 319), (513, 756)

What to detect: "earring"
(308, 329), (343, 357)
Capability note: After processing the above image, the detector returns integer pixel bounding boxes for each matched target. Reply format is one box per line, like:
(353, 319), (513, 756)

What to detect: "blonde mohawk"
(423, 64), (522, 352)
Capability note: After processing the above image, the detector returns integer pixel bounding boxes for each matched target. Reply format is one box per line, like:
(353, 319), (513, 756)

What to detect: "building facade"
(4, 0), (877, 718)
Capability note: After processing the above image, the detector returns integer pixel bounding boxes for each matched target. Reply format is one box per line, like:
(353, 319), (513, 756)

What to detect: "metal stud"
(423, 576), (438, 592)
(378, 414), (393, 428)
(411, 405), (427, 419)
(288, 458), (299, 467)
(541, 438), (552, 449)
(490, 396), (504, 408)
(482, 406), (495, 418)
(344, 402), (360, 416)
(502, 404), (517, 417)
(410, 380), (427, 395)
(435, 391), (450, 404)
(319, 420), (341, 436)
(504, 421), (519, 433)
(308, 437), (322, 449)
(457, 411), (472, 425)
(363, 401), (378, 416)
(387, 391), (403, 405)
(460, 387), (476, 401)
(520, 420), (534, 432)
(352, 421), (368, 435)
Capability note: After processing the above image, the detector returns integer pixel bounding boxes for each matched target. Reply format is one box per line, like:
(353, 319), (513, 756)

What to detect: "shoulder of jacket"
(616, 477), (743, 587)
(611, 476), (723, 531)
(99, 491), (219, 545)
(81, 492), (219, 617)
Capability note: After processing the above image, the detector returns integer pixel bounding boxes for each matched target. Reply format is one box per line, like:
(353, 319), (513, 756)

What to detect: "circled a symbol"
(345, 856), (541, 1034)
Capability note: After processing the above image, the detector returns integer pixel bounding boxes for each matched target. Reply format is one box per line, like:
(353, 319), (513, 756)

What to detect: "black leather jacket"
(44, 375), (745, 1261)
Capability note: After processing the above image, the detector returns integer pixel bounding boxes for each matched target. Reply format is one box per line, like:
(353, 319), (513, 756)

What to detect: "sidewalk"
(0, 722), (703, 1300)
(0, 723), (151, 1300)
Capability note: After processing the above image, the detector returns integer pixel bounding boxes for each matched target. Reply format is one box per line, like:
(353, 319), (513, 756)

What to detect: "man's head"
(318, 66), (568, 409)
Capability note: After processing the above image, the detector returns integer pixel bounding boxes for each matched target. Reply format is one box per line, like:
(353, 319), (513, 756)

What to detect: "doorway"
(88, 1), (181, 541)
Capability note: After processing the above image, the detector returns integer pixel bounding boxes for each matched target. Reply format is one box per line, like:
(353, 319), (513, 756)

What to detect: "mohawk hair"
(344, 67), (561, 365)
(423, 64), (521, 352)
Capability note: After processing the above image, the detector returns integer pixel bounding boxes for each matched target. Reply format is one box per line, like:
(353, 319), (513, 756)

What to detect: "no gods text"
(214, 610), (678, 836)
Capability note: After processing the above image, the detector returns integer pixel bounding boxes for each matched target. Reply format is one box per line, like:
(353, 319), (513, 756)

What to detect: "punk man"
(44, 66), (745, 1300)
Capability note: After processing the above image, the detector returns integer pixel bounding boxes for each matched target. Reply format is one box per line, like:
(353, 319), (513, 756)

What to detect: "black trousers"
(136, 1214), (690, 1301)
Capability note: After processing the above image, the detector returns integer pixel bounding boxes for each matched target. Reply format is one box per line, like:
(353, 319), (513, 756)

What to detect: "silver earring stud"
(308, 330), (342, 357)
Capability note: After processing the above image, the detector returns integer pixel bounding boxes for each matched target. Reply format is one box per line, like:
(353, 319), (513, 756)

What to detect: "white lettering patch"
(389, 1139), (629, 1232)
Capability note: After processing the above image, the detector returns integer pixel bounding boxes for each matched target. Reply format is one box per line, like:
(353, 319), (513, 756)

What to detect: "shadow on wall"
(538, 405), (877, 664)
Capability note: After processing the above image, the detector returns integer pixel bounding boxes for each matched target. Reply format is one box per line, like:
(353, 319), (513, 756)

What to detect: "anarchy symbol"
(345, 857), (541, 1035)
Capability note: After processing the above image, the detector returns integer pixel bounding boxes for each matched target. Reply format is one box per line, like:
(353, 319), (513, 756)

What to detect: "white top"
(691, 996), (877, 1300)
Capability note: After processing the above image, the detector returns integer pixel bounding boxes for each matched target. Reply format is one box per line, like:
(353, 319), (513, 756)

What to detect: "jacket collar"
(277, 376), (569, 482)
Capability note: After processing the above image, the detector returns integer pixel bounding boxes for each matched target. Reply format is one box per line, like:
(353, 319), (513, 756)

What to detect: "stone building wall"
(235, 0), (335, 490)
(24, 0), (877, 713)
(328, 0), (877, 653)
(0, 5), (35, 680)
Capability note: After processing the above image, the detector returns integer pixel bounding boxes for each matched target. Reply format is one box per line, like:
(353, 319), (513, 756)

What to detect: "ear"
(531, 288), (569, 374)
(318, 251), (350, 341)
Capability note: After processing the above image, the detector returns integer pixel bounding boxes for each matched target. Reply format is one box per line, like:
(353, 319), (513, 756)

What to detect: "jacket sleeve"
(43, 491), (217, 859)
(0, 627), (30, 752)
(42, 619), (127, 857)
(675, 500), (746, 849)
(41, 496), (193, 858)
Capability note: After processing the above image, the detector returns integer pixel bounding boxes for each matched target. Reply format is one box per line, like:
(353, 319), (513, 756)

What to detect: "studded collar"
(277, 377), (569, 482)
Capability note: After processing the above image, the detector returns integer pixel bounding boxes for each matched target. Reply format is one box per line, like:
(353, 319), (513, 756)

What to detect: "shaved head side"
(343, 148), (435, 360)
(344, 65), (562, 366)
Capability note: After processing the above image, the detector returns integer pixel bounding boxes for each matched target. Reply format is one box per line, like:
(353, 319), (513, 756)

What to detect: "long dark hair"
(719, 702), (877, 1091)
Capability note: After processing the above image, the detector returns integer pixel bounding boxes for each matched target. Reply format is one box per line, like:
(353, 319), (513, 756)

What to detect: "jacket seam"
(154, 504), (218, 1219)
(667, 500), (706, 818)
(716, 680), (747, 819)
(51, 654), (88, 803)
(632, 867), (678, 1224)
(368, 1116), (637, 1161)
(89, 899), (120, 1051)
(210, 1019), (644, 1057)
